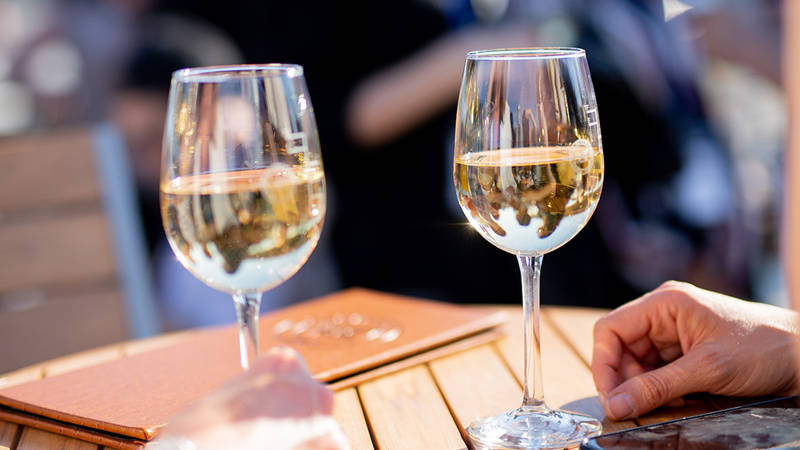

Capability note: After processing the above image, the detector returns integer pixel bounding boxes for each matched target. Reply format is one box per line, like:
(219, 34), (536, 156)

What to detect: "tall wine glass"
(454, 48), (604, 448)
(160, 65), (325, 369)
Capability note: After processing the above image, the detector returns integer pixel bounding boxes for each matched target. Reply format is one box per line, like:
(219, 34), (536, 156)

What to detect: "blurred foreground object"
(150, 347), (349, 450)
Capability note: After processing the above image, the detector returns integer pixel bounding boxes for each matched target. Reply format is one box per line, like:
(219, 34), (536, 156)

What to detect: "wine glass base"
(467, 406), (602, 449)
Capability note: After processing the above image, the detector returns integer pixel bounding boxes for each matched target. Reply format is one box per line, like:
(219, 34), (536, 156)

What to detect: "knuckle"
(652, 281), (702, 310)
(657, 280), (693, 293)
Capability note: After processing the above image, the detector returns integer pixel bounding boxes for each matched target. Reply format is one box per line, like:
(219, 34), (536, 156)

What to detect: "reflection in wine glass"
(161, 64), (325, 369)
(454, 48), (604, 448)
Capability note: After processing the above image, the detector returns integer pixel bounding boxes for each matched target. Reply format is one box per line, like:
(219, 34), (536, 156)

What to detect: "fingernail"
(607, 393), (634, 420)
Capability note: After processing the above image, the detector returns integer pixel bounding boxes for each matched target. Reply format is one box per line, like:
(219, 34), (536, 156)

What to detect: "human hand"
(149, 347), (349, 450)
(592, 281), (800, 421)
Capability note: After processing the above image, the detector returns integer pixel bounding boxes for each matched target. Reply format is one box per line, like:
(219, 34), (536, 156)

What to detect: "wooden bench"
(0, 125), (159, 373)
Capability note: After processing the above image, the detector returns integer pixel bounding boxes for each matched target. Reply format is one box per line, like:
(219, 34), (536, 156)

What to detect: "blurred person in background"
(334, 0), (755, 308)
(146, 0), (765, 309)
(1, 0), (786, 315)
(525, 0), (752, 308)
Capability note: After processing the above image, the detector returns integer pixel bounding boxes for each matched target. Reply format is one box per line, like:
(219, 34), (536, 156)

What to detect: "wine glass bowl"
(160, 64), (325, 369)
(454, 48), (603, 448)
(454, 144), (603, 256)
(160, 165), (325, 294)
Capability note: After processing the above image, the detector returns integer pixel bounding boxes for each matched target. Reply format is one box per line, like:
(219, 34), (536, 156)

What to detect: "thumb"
(602, 353), (704, 420)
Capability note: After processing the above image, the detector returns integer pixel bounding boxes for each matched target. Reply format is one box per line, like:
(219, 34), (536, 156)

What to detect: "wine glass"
(453, 48), (604, 448)
(160, 64), (325, 369)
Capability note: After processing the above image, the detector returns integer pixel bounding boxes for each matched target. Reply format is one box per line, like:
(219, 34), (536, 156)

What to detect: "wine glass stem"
(518, 255), (547, 412)
(233, 293), (262, 369)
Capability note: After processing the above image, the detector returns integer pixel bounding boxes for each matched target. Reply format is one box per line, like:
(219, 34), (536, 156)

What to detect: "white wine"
(454, 146), (603, 255)
(161, 165), (325, 294)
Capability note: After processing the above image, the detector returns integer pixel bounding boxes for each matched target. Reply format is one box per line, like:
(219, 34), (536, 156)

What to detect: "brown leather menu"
(0, 288), (505, 447)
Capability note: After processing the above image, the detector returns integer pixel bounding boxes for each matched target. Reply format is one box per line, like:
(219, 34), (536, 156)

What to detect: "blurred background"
(0, 0), (788, 371)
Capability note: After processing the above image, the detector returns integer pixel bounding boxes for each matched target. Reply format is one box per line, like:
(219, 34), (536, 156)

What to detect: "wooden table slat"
(333, 388), (374, 450)
(358, 366), (466, 450)
(544, 306), (608, 366)
(0, 421), (18, 450)
(428, 344), (522, 433)
(16, 428), (98, 450)
(0, 212), (116, 293)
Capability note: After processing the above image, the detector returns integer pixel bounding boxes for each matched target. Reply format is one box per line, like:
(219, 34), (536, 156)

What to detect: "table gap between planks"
(0, 306), (752, 450)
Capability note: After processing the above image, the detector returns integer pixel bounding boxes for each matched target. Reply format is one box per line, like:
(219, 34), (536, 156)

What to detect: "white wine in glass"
(161, 64), (325, 369)
(454, 49), (604, 448)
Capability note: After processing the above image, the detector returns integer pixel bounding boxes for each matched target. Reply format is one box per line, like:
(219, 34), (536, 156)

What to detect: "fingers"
(592, 281), (692, 397)
(226, 347), (334, 418)
(592, 329), (624, 395)
(317, 384), (335, 415)
(256, 346), (310, 375)
(244, 347), (317, 386)
(596, 282), (689, 346)
(619, 350), (645, 381)
(601, 351), (706, 420)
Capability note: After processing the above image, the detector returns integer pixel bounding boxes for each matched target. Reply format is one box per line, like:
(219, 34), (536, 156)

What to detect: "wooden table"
(0, 306), (753, 449)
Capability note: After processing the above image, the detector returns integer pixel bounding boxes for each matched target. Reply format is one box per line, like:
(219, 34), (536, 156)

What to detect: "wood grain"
(16, 427), (98, 450)
(428, 344), (521, 433)
(328, 329), (501, 391)
(333, 388), (373, 450)
(0, 212), (116, 293)
(0, 421), (18, 450)
(359, 366), (466, 450)
(0, 128), (100, 214)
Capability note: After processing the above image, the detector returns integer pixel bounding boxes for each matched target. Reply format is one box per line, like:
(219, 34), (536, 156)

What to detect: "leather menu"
(0, 288), (506, 445)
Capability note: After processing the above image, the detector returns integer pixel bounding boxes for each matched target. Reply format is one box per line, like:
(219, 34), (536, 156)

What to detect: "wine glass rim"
(467, 47), (586, 60)
(172, 64), (304, 82)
